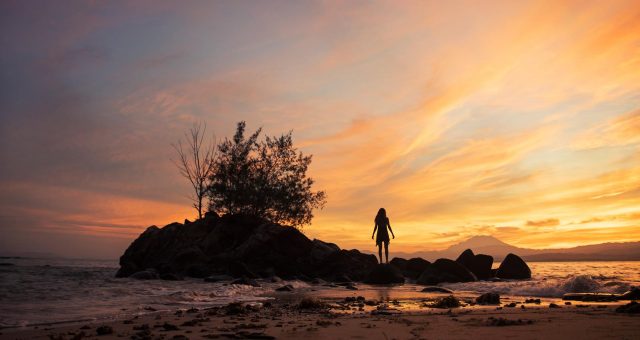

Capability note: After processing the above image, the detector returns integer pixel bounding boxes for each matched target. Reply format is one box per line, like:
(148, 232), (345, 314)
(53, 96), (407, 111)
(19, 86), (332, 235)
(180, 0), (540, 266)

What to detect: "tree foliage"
(207, 121), (326, 227)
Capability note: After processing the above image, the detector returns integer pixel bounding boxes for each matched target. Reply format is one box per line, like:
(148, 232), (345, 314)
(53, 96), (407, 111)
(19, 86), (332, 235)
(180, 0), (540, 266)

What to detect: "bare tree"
(172, 122), (216, 219)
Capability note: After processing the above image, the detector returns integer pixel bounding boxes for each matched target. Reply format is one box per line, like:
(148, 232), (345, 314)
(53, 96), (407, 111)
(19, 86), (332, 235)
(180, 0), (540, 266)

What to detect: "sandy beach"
(2, 291), (638, 340)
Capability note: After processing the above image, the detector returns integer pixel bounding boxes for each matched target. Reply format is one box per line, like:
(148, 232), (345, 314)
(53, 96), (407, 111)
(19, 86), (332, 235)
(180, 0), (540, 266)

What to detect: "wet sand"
(1, 292), (638, 340)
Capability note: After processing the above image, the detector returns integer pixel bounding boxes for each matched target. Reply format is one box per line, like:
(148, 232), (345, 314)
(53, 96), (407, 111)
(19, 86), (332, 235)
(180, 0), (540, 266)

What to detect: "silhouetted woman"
(372, 208), (395, 264)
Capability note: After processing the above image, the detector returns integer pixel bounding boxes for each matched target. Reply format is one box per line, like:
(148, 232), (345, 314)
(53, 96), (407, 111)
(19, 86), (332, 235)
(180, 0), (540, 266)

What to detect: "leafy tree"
(207, 121), (326, 227)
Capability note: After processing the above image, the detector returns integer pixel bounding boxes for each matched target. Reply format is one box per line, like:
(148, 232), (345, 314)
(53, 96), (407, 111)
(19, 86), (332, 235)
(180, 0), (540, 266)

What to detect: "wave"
(442, 275), (634, 298)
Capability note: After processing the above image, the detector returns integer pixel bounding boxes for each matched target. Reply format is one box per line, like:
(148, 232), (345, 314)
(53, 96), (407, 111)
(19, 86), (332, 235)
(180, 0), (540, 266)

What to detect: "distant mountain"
(388, 236), (640, 262)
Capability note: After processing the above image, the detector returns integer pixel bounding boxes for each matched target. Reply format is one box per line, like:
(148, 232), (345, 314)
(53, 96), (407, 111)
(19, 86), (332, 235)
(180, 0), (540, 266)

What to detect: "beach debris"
(429, 295), (461, 308)
(564, 301), (572, 305)
(297, 298), (327, 310)
(420, 286), (454, 294)
(549, 303), (561, 308)
(316, 320), (334, 327)
(162, 322), (180, 331)
(485, 317), (533, 326)
(275, 284), (294, 292)
(476, 292), (500, 305)
(504, 302), (517, 308)
(524, 298), (541, 304)
(615, 301), (640, 314)
(224, 302), (248, 315)
(95, 325), (113, 335)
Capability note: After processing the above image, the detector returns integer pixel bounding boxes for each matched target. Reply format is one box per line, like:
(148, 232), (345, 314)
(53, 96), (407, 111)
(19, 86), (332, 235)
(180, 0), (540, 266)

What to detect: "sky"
(1, 0), (639, 259)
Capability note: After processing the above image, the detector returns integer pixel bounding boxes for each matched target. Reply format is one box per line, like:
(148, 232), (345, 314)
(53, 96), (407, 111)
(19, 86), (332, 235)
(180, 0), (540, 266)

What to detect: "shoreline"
(1, 293), (637, 340)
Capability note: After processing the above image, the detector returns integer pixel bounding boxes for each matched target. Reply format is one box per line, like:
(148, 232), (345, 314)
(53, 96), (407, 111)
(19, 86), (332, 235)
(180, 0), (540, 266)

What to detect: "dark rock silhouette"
(496, 253), (531, 279)
(390, 257), (431, 279)
(476, 292), (501, 305)
(129, 269), (158, 280)
(416, 258), (477, 285)
(363, 264), (405, 284)
(455, 249), (494, 280)
(620, 288), (640, 300)
(116, 214), (377, 281)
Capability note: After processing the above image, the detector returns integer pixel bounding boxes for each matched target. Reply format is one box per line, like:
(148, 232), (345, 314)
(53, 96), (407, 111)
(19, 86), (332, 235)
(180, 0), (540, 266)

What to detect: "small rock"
(615, 301), (640, 314)
(96, 325), (113, 335)
(476, 293), (500, 305)
(549, 303), (560, 308)
(275, 284), (294, 292)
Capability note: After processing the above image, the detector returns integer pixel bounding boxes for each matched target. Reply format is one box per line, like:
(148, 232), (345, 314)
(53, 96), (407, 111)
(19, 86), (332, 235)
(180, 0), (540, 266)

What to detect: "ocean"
(0, 258), (638, 328)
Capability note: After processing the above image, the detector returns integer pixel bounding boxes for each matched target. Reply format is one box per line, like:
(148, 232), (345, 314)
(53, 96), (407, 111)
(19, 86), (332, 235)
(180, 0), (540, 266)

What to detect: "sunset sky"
(1, 1), (639, 259)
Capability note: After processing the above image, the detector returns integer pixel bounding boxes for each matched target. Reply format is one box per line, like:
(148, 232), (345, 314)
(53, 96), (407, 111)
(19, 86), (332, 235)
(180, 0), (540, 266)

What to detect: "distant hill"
(388, 236), (640, 262)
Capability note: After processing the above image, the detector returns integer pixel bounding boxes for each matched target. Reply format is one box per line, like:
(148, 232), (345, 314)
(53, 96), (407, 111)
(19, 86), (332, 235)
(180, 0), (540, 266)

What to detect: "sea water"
(0, 258), (638, 328)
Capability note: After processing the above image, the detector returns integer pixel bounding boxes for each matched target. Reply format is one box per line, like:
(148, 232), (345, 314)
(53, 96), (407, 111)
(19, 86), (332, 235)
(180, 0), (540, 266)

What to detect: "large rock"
(455, 249), (494, 280)
(417, 259), (477, 285)
(496, 253), (531, 279)
(116, 213), (377, 281)
(389, 257), (408, 271)
(364, 264), (405, 284)
(390, 257), (430, 279)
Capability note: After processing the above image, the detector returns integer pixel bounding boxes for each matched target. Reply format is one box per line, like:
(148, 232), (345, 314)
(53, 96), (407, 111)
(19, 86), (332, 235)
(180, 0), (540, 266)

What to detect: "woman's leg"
(384, 242), (389, 264)
(378, 244), (383, 264)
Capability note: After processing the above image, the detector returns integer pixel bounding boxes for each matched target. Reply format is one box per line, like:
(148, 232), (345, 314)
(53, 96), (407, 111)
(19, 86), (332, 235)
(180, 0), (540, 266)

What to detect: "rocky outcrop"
(417, 258), (477, 285)
(455, 249), (494, 280)
(495, 253), (531, 279)
(116, 214), (377, 281)
(389, 257), (431, 279)
(364, 264), (405, 284)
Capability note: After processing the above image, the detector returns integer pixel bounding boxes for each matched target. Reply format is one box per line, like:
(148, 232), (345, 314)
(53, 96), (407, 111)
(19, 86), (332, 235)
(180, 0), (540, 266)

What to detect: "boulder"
(389, 257), (430, 279)
(417, 259), (477, 285)
(364, 264), (405, 284)
(615, 301), (640, 314)
(472, 254), (494, 279)
(455, 249), (475, 269)
(159, 273), (182, 281)
(476, 292), (500, 305)
(116, 213), (378, 281)
(619, 288), (640, 300)
(405, 258), (431, 278)
(455, 249), (493, 280)
(495, 253), (531, 279)
(389, 257), (408, 271)
(129, 269), (158, 280)
(227, 261), (257, 278)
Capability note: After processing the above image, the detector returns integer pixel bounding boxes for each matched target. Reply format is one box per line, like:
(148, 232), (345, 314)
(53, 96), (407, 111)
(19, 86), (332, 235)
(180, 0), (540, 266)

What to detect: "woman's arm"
(388, 220), (395, 239)
(372, 223), (377, 239)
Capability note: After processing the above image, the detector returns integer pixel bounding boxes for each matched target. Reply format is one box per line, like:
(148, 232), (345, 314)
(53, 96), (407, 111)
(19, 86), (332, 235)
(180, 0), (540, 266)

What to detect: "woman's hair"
(375, 208), (387, 223)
